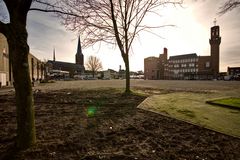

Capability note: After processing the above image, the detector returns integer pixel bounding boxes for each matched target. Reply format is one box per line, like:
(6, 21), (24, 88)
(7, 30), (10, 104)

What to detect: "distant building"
(144, 22), (221, 80)
(144, 48), (167, 80)
(102, 69), (118, 79)
(227, 67), (240, 76)
(165, 53), (199, 80)
(118, 65), (126, 79)
(28, 53), (45, 81)
(227, 67), (240, 80)
(46, 36), (85, 78)
(0, 33), (44, 87)
(144, 56), (160, 80)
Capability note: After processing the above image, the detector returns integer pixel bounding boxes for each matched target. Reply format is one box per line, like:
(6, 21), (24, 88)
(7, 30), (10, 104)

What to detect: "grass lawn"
(206, 98), (240, 110)
(138, 92), (240, 138)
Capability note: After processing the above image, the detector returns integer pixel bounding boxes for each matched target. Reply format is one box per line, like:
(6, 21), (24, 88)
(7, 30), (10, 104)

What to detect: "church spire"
(77, 35), (82, 55)
(53, 47), (56, 61)
(75, 35), (84, 65)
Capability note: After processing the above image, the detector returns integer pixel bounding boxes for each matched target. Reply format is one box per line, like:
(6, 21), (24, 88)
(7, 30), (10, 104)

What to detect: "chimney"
(164, 47), (168, 55)
(163, 47), (168, 62)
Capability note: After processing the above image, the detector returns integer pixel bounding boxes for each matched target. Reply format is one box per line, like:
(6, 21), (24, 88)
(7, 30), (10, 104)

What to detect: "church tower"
(75, 36), (84, 65)
(209, 19), (221, 78)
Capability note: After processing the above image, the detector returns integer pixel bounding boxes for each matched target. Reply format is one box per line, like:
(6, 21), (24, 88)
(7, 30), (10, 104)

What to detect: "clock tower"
(209, 19), (221, 78)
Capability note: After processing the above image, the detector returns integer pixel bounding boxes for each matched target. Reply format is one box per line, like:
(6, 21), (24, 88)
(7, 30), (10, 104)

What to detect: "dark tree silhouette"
(0, 0), (36, 149)
(0, 0), (77, 150)
(86, 56), (103, 78)
(37, 0), (183, 93)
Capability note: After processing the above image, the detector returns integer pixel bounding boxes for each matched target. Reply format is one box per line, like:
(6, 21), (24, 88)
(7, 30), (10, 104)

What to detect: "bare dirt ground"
(1, 80), (240, 159)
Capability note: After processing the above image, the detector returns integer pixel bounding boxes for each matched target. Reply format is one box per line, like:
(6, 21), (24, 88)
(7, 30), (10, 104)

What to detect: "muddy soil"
(0, 89), (240, 160)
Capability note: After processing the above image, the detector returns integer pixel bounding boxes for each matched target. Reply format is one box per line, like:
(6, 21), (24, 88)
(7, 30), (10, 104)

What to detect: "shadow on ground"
(0, 88), (240, 159)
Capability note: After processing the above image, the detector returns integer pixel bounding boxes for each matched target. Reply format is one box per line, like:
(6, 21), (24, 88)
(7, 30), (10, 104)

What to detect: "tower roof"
(76, 36), (83, 55)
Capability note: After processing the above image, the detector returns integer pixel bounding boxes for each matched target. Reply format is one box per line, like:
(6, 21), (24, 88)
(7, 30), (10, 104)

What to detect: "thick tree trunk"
(7, 23), (36, 149)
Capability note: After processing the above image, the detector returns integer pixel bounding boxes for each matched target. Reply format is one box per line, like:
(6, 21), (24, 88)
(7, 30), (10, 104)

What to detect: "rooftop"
(169, 53), (197, 60)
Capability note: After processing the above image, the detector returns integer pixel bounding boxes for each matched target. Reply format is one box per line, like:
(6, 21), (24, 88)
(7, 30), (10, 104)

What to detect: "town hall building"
(144, 22), (221, 80)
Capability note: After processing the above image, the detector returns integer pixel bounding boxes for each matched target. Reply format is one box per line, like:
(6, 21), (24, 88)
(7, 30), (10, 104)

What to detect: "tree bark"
(109, 0), (131, 93)
(123, 54), (130, 93)
(6, 20), (36, 150)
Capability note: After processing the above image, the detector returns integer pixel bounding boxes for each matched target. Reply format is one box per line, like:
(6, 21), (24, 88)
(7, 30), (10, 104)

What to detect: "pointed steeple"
(76, 35), (82, 55)
(53, 47), (56, 61)
(75, 36), (84, 65)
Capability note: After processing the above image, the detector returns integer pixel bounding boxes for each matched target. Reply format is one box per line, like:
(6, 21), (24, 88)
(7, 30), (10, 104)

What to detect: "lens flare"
(87, 106), (97, 117)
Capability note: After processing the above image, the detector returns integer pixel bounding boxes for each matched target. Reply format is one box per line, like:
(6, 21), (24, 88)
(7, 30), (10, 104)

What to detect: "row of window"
(165, 68), (199, 73)
(169, 58), (198, 64)
(168, 63), (198, 68)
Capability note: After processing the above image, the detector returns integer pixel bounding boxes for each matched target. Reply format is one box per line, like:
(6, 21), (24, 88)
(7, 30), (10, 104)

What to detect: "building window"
(189, 63), (195, 67)
(206, 62), (210, 68)
(181, 64), (187, 68)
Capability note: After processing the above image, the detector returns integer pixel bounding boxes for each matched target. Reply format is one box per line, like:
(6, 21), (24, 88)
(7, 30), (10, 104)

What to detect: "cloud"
(27, 12), (77, 62)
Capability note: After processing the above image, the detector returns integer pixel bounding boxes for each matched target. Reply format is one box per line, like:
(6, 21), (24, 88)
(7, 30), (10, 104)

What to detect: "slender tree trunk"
(7, 22), (36, 149)
(123, 54), (131, 93)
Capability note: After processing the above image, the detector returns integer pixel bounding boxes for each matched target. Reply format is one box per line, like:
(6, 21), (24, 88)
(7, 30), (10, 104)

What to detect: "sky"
(0, 0), (240, 72)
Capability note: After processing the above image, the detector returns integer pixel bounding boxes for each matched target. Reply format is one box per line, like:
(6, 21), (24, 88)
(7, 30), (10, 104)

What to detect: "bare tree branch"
(86, 55), (103, 77)
(42, 0), (183, 93)
(218, 0), (240, 15)
(29, 8), (83, 17)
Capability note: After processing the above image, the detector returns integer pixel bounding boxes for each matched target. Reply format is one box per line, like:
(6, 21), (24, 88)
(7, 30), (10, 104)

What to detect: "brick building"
(0, 33), (44, 87)
(144, 56), (160, 80)
(144, 23), (221, 80)
(144, 48), (168, 80)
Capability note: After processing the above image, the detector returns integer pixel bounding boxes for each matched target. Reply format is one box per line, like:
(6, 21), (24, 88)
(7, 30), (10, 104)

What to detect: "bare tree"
(41, 0), (183, 93)
(86, 55), (103, 78)
(0, 0), (36, 149)
(0, 0), (83, 150)
(218, 0), (240, 14)
(0, 0), (77, 150)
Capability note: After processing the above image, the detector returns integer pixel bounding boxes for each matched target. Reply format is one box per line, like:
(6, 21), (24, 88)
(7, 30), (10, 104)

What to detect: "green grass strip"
(206, 98), (240, 110)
